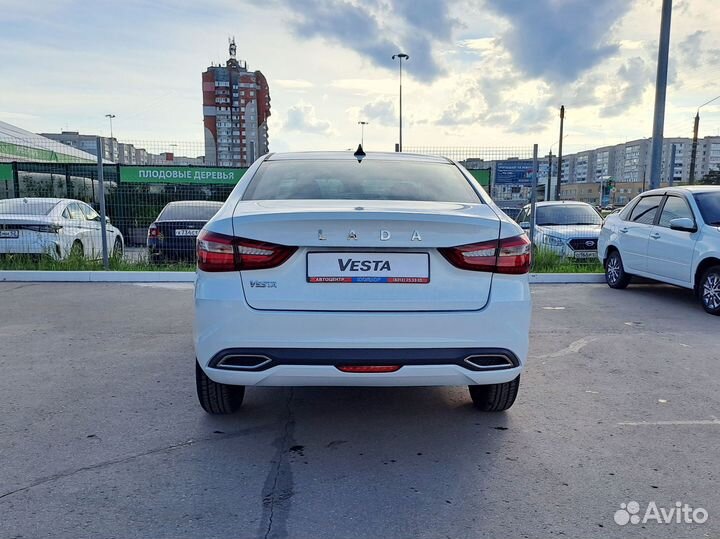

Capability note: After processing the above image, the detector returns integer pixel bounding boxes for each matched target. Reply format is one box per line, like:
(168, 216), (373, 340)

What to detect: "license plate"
(307, 252), (430, 283)
(0, 230), (19, 239)
(573, 250), (597, 259)
(175, 229), (200, 237)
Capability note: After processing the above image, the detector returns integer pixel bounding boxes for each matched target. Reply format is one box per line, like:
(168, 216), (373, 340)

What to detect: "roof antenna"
(353, 143), (366, 163)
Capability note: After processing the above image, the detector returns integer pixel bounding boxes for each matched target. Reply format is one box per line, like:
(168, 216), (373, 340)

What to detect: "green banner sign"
(0, 163), (13, 182)
(119, 166), (247, 185)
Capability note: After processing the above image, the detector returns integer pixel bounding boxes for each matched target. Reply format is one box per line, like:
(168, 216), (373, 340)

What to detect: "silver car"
(516, 201), (603, 259)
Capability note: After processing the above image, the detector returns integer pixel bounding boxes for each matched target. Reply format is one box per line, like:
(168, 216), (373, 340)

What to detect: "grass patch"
(531, 248), (604, 273)
(0, 254), (194, 272)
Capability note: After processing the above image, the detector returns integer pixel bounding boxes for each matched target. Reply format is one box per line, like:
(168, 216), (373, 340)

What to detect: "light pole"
(358, 121), (369, 147)
(105, 114), (116, 139)
(648, 0), (672, 190)
(392, 53), (409, 152)
(547, 135), (569, 201)
(689, 94), (720, 184)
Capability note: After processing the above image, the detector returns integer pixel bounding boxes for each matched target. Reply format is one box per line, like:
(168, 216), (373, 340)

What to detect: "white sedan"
(516, 201), (603, 259)
(598, 186), (720, 315)
(0, 197), (124, 260)
(194, 151), (532, 414)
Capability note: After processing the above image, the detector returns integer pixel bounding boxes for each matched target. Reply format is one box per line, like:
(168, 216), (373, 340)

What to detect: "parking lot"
(1, 282), (718, 539)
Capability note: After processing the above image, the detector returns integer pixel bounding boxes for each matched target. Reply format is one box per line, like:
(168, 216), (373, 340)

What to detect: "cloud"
(283, 102), (333, 135)
(599, 56), (655, 117)
(484, 0), (631, 83)
(275, 79), (314, 90)
(269, 0), (462, 81)
(358, 99), (397, 126)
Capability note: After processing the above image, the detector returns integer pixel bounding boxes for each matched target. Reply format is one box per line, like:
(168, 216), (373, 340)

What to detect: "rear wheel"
(605, 250), (631, 289)
(699, 265), (720, 316)
(69, 240), (84, 259)
(112, 236), (123, 259)
(469, 376), (520, 412)
(195, 362), (245, 414)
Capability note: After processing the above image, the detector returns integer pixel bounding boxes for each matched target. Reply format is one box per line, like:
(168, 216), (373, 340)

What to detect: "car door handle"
(650, 232), (661, 239)
(619, 227), (629, 233)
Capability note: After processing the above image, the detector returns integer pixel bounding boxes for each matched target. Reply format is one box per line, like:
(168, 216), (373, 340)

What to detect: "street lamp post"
(105, 114), (116, 139)
(392, 53), (409, 152)
(689, 94), (720, 184)
(358, 121), (369, 147)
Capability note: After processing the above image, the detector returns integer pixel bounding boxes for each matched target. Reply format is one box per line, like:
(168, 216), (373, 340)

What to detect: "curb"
(0, 271), (606, 284)
(0, 271), (195, 283)
(529, 273), (605, 284)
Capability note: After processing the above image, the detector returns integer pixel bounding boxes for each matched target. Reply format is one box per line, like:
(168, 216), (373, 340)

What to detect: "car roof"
(532, 201), (594, 207)
(7, 197), (66, 204)
(265, 151), (452, 164)
(165, 200), (223, 206)
(641, 185), (720, 196)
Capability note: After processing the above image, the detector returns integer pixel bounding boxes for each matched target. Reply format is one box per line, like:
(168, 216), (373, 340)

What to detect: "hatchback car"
(516, 201), (603, 259)
(147, 201), (223, 262)
(598, 186), (720, 314)
(194, 151), (532, 414)
(0, 197), (123, 260)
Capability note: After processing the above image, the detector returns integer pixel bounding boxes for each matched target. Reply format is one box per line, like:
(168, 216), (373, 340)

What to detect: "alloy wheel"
(703, 272), (720, 311)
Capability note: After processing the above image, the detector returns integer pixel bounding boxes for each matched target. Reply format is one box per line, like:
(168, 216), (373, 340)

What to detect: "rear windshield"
(536, 204), (602, 226)
(693, 191), (720, 225)
(242, 160), (482, 203)
(158, 202), (223, 221)
(0, 199), (58, 215)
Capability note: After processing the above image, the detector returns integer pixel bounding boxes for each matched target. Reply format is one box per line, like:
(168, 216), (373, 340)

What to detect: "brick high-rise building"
(202, 38), (270, 167)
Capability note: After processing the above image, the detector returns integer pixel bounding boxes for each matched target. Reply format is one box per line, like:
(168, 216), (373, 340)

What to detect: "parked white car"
(0, 197), (124, 260)
(598, 186), (720, 315)
(516, 201), (603, 259)
(194, 151), (532, 414)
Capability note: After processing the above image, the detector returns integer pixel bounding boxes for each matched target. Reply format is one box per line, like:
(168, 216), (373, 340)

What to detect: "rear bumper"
(0, 236), (61, 258)
(194, 271), (531, 387)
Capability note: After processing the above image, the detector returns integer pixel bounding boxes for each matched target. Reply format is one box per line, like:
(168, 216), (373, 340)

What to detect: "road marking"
(618, 419), (720, 426)
(131, 283), (193, 290)
(542, 306), (566, 310)
(533, 336), (598, 359)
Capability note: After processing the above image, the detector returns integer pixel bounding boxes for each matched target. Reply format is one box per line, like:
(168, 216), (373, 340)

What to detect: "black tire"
(605, 250), (631, 289)
(69, 240), (84, 259)
(469, 376), (520, 412)
(699, 265), (720, 316)
(112, 236), (123, 259)
(195, 362), (245, 414)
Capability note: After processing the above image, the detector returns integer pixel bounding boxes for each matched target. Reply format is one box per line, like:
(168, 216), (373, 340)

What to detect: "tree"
(700, 166), (720, 186)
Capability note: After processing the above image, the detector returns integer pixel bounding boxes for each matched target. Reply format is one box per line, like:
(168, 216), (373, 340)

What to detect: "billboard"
(494, 160), (535, 186)
(119, 165), (247, 185)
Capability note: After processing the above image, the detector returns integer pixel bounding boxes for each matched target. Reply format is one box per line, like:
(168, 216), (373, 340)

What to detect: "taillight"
(148, 223), (158, 238)
(197, 231), (236, 272)
(439, 234), (531, 275)
(196, 230), (297, 272)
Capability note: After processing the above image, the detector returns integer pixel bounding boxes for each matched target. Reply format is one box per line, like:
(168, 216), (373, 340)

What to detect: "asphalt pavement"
(0, 282), (718, 539)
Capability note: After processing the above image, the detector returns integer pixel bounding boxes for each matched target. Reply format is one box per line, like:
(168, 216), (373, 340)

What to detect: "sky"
(2, 0), (720, 157)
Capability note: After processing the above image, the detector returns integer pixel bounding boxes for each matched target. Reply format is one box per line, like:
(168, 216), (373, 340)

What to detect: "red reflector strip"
(337, 365), (402, 373)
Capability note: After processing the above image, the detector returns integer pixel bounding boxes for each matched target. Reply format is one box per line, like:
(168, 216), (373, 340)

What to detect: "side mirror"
(519, 221), (531, 230)
(669, 217), (696, 232)
(105, 216), (111, 224)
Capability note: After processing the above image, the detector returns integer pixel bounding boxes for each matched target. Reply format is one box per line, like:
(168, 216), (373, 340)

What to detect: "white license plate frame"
(307, 252), (430, 284)
(573, 250), (597, 259)
(0, 230), (19, 239)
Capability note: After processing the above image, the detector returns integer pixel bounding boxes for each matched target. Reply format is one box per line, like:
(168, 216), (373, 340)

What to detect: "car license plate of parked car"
(573, 250), (597, 259)
(307, 252), (430, 283)
(0, 230), (19, 238)
(175, 229), (200, 237)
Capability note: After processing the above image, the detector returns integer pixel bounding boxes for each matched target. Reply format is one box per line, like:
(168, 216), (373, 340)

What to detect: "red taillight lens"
(148, 223), (158, 238)
(197, 230), (236, 272)
(439, 234), (531, 275)
(495, 234), (532, 275)
(196, 230), (297, 272)
(337, 365), (402, 373)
